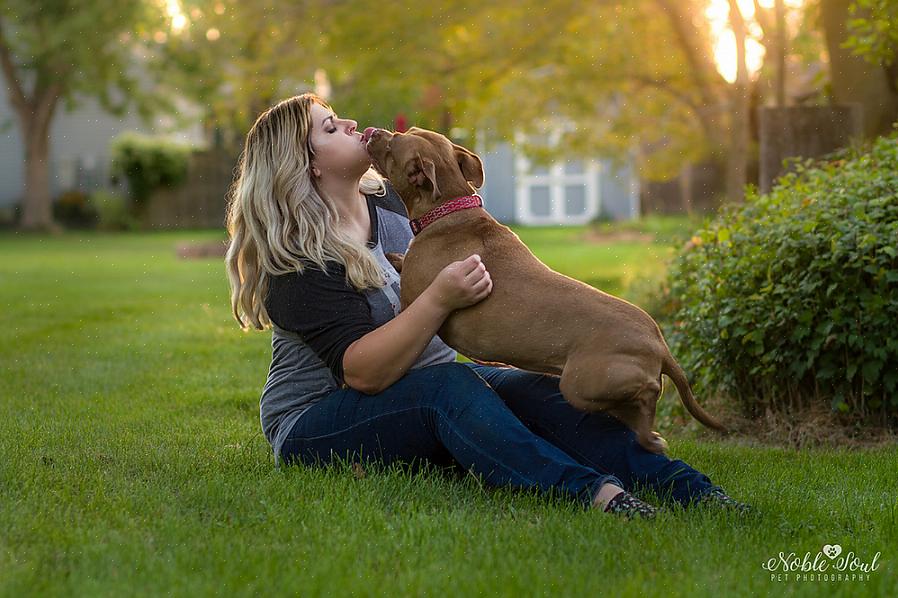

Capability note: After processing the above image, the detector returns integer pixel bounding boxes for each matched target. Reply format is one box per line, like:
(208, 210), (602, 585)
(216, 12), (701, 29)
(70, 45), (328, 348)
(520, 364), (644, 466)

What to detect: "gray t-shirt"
(260, 186), (457, 466)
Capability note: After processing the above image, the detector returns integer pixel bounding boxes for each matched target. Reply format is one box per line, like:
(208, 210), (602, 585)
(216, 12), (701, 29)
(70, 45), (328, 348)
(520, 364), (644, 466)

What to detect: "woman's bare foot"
(592, 482), (626, 510)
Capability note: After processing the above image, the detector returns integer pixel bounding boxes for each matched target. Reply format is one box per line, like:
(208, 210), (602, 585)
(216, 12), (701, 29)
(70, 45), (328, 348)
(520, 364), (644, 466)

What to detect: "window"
(513, 129), (600, 225)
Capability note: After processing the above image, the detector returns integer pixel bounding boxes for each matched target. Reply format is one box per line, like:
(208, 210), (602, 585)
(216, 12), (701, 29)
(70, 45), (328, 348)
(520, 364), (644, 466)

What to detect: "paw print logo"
(823, 544), (842, 559)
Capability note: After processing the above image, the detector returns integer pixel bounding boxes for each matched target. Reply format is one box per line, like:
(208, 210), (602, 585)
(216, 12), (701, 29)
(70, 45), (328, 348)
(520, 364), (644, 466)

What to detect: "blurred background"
(1, 0), (895, 231)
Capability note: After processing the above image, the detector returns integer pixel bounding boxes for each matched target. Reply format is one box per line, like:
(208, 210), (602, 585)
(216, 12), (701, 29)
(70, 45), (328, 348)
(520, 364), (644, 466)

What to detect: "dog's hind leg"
(559, 354), (667, 454)
(603, 385), (668, 455)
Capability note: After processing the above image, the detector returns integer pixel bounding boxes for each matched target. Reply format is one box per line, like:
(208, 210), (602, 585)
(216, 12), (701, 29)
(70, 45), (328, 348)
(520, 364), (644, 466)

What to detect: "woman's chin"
(358, 154), (375, 171)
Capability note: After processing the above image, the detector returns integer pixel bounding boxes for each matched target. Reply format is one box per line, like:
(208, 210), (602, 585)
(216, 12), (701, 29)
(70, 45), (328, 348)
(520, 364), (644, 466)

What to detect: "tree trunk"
(0, 21), (63, 231)
(20, 118), (54, 230)
(726, 0), (750, 203)
(679, 162), (694, 215)
(820, 0), (898, 139)
(656, 0), (730, 152)
(774, 0), (787, 108)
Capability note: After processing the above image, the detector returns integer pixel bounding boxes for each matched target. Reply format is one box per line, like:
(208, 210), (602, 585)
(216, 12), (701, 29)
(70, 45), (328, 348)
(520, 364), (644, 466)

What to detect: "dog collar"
(409, 194), (483, 236)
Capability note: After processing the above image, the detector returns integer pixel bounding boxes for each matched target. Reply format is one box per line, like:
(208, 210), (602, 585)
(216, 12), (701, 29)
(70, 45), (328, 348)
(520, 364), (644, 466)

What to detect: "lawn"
(0, 225), (895, 597)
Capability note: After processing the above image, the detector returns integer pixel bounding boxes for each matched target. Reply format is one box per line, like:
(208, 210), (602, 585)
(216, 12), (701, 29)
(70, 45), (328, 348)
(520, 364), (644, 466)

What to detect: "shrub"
(0, 203), (20, 229)
(53, 190), (99, 229)
(660, 134), (898, 425)
(90, 190), (138, 231)
(110, 133), (191, 205)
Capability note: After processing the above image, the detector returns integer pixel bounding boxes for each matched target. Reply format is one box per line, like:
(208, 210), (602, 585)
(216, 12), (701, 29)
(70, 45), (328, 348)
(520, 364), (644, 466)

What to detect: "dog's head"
(363, 126), (484, 219)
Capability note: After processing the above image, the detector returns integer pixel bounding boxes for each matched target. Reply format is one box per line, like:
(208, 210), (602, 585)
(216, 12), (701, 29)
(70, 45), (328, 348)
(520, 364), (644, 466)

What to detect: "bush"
(110, 133), (191, 205)
(53, 190), (99, 229)
(0, 203), (20, 229)
(660, 134), (898, 425)
(90, 190), (138, 231)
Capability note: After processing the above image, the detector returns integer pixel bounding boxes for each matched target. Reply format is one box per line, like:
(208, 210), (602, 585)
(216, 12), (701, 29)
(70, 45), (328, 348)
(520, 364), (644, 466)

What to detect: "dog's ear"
(452, 143), (485, 189)
(408, 153), (441, 201)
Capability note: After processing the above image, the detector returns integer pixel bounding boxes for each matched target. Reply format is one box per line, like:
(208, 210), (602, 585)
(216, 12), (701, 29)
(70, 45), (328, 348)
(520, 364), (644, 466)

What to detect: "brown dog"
(363, 126), (727, 454)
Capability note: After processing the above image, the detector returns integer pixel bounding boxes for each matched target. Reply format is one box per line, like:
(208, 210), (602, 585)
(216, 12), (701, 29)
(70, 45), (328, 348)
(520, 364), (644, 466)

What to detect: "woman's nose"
(347, 120), (358, 134)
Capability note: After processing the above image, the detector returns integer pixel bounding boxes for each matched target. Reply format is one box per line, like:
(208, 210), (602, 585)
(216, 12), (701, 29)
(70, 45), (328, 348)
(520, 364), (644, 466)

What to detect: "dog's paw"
(636, 431), (668, 455)
(647, 431), (669, 454)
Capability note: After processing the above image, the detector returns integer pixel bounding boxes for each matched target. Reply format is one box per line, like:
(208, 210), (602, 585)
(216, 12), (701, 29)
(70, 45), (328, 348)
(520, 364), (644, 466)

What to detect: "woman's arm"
(342, 253), (491, 393)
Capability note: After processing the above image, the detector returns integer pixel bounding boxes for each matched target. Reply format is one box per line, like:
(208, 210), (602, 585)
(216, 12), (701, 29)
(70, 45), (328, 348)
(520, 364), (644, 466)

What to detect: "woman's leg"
(464, 362), (727, 508)
(280, 362), (627, 510)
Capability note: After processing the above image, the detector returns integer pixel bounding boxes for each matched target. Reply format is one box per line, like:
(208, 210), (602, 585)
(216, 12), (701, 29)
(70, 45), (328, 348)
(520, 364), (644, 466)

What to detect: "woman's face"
(308, 102), (371, 180)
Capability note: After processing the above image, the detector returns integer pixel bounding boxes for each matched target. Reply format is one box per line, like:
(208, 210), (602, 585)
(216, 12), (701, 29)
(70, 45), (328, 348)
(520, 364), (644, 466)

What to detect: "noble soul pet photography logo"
(762, 544), (883, 583)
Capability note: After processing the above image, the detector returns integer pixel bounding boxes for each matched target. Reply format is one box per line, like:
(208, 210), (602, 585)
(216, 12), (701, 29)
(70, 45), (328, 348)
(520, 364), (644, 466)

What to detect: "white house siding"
(477, 140), (517, 222)
(0, 97), (25, 207)
(599, 158), (641, 220)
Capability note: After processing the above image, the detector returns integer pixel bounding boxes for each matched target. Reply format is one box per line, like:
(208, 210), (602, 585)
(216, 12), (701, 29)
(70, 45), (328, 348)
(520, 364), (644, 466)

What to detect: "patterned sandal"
(603, 490), (659, 520)
(697, 488), (755, 515)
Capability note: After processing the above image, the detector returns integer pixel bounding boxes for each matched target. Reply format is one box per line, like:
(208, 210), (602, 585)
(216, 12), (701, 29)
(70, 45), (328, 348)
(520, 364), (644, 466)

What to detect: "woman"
(225, 93), (752, 519)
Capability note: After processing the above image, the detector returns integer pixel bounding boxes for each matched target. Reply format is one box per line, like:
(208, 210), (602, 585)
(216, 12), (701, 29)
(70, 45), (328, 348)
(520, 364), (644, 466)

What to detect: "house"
(476, 131), (640, 224)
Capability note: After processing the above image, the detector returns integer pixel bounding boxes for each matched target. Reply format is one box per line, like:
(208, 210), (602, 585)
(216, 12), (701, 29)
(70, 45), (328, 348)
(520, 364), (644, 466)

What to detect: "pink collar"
(409, 194), (483, 236)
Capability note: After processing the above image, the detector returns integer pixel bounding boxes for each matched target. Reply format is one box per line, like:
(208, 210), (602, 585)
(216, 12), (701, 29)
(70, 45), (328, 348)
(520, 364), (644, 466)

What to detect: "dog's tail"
(661, 354), (728, 433)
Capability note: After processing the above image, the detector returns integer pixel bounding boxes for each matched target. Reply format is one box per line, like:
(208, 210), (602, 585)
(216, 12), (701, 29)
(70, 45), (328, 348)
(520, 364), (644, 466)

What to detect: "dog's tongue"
(361, 127), (377, 143)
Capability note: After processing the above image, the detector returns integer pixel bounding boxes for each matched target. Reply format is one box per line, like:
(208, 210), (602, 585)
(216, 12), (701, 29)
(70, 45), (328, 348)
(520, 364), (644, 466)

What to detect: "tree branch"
(752, 0), (774, 41)
(0, 17), (30, 121)
(654, 0), (729, 109)
(628, 74), (719, 141)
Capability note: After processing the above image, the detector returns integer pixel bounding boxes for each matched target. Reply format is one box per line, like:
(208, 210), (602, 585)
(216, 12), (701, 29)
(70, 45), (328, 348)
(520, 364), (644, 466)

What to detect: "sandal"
(603, 490), (659, 520)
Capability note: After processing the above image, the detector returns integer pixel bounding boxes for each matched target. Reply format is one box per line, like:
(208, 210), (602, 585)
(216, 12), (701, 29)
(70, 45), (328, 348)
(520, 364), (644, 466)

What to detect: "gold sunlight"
(706, 0), (806, 83)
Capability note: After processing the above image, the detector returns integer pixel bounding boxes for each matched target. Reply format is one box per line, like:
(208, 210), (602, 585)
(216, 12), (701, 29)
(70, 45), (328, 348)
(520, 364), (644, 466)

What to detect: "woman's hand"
(425, 254), (492, 313)
(343, 253), (491, 394)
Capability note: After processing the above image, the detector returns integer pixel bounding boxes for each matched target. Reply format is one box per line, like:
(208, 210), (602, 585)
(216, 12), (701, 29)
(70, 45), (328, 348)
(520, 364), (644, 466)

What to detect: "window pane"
(529, 185), (552, 217)
(564, 184), (587, 216)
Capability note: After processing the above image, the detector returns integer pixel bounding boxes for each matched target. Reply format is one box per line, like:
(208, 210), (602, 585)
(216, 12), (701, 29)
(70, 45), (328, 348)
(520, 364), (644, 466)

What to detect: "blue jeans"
(280, 362), (722, 509)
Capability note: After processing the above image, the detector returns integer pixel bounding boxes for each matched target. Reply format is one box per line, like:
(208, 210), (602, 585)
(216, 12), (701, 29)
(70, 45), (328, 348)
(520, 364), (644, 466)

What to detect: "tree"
(324, 0), (728, 182)
(820, 0), (898, 138)
(150, 0), (337, 147)
(726, 0), (751, 203)
(0, 0), (171, 230)
(144, 0), (827, 207)
(321, 0), (790, 205)
(150, 0), (790, 204)
(844, 0), (898, 66)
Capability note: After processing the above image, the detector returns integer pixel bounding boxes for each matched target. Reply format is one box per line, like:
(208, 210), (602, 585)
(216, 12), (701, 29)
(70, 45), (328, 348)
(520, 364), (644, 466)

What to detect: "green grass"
(513, 227), (664, 293)
(1, 226), (895, 597)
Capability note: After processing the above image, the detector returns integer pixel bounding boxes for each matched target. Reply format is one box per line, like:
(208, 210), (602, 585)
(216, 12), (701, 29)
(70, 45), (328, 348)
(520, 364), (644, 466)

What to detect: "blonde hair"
(225, 93), (387, 330)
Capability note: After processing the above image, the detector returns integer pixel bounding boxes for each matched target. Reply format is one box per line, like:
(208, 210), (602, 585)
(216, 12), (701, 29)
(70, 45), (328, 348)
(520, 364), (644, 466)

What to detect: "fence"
(143, 148), (239, 229)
